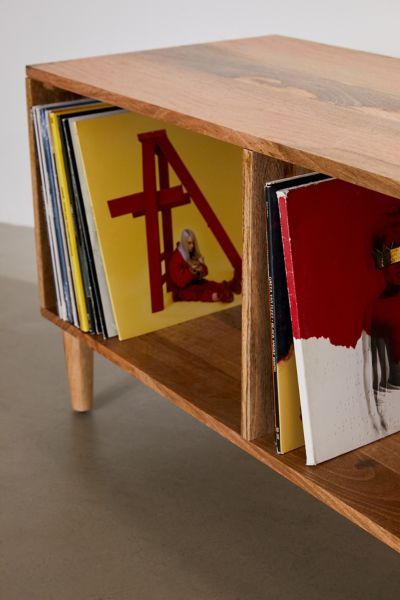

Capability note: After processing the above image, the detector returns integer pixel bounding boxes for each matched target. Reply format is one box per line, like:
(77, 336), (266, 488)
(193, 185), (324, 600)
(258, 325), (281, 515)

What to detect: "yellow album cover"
(70, 110), (242, 340)
(48, 102), (112, 332)
(276, 353), (304, 453)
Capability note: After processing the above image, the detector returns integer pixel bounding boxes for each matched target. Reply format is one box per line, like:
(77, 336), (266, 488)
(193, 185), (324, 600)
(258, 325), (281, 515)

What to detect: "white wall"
(1, 0), (399, 226)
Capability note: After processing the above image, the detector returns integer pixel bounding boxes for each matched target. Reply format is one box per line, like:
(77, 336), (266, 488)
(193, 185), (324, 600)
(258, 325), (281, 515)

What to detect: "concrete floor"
(1, 223), (399, 600)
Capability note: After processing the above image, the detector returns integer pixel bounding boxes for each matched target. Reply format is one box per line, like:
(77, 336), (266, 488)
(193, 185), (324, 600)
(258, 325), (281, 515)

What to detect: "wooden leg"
(63, 332), (94, 412)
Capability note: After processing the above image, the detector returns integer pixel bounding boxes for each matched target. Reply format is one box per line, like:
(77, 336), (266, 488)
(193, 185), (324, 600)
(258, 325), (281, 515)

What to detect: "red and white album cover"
(277, 178), (400, 465)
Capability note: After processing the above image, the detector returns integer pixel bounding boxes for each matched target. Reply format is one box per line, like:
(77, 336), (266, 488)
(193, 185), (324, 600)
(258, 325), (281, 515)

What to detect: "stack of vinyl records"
(31, 98), (243, 341)
(265, 173), (400, 464)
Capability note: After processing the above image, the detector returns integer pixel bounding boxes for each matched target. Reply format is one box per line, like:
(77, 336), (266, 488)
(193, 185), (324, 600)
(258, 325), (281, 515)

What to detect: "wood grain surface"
(241, 150), (272, 440)
(253, 434), (400, 554)
(63, 331), (94, 411)
(27, 35), (400, 198)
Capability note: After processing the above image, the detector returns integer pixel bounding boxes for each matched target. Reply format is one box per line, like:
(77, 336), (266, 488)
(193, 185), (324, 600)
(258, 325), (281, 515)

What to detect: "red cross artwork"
(107, 129), (242, 313)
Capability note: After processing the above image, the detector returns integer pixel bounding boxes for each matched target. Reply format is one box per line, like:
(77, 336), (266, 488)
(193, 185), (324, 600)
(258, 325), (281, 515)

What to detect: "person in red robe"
(167, 228), (241, 303)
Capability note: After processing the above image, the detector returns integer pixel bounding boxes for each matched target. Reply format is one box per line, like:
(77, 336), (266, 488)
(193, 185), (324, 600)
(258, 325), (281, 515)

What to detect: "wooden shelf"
(25, 34), (400, 554)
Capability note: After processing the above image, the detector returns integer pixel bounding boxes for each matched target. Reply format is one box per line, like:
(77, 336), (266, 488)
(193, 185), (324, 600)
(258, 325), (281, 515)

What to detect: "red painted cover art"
(278, 178), (400, 465)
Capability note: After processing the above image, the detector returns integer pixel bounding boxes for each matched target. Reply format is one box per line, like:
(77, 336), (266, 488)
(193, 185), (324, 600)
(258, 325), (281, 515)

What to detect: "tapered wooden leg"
(63, 332), (94, 412)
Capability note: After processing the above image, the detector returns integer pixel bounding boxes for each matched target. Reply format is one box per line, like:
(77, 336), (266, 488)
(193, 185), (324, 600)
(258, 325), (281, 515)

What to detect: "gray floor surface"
(1, 223), (399, 600)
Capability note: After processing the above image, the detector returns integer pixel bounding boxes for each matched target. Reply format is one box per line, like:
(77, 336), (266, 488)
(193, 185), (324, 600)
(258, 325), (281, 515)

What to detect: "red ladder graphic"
(108, 129), (242, 313)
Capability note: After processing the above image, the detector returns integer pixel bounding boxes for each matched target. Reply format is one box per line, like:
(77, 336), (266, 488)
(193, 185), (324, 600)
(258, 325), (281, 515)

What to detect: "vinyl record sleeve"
(32, 98), (98, 325)
(70, 110), (243, 340)
(277, 178), (400, 465)
(265, 172), (331, 453)
(60, 105), (120, 338)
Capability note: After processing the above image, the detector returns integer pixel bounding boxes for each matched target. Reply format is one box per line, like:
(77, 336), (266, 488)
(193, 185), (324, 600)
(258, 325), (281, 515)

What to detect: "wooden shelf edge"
(26, 65), (400, 199)
(41, 306), (400, 554)
(25, 69), (400, 201)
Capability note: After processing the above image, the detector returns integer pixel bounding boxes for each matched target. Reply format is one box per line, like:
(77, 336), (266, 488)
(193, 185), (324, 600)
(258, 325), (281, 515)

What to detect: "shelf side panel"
(25, 78), (82, 309)
(241, 150), (307, 440)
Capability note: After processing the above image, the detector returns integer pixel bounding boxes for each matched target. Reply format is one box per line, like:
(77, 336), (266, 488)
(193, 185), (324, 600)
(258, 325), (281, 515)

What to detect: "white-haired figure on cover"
(167, 228), (241, 302)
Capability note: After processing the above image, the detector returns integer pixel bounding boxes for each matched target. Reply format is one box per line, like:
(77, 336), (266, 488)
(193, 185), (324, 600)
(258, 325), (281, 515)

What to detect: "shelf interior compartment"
(28, 76), (245, 431)
(42, 305), (242, 433)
